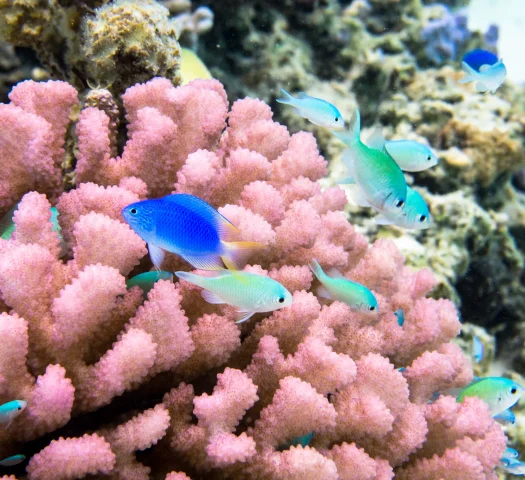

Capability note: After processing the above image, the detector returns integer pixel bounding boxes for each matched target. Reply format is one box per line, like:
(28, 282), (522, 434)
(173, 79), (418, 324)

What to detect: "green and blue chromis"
(276, 89), (345, 129)
(309, 259), (378, 314)
(457, 377), (524, 416)
(0, 454), (25, 466)
(126, 271), (173, 297)
(174, 270), (293, 323)
(0, 400), (27, 428)
(122, 194), (264, 271)
(332, 108), (408, 217)
(366, 129), (439, 172)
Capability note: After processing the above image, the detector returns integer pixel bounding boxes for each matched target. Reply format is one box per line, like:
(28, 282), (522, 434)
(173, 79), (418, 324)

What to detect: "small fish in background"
(395, 309), (405, 326)
(458, 49), (507, 93)
(342, 183), (431, 230)
(309, 259), (378, 314)
(126, 271), (173, 297)
(174, 270), (293, 324)
(472, 336), (484, 363)
(122, 194), (264, 271)
(278, 431), (315, 451)
(0, 400), (27, 429)
(502, 447), (519, 460)
(276, 89), (345, 130)
(332, 108), (408, 217)
(0, 454), (25, 466)
(366, 129), (439, 172)
(456, 377), (524, 416)
(501, 459), (525, 475)
(494, 408), (516, 426)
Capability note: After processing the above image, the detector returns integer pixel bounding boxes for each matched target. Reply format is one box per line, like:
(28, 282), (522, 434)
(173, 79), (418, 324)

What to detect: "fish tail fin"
(458, 61), (478, 84)
(221, 241), (266, 271)
(332, 107), (360, 146)
(308, 258), (326, 282)
(276, 89), (296, 105)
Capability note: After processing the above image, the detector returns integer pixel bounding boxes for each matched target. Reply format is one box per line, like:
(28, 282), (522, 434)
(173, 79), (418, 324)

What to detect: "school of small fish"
(0, 48), (514, 473)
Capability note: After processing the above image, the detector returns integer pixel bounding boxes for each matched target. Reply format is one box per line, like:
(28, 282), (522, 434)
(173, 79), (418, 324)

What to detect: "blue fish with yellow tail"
(122, 194), (264, 271)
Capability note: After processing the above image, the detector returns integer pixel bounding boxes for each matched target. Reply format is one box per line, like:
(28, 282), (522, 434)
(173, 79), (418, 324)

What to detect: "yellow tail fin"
(221, 241), (266, 271)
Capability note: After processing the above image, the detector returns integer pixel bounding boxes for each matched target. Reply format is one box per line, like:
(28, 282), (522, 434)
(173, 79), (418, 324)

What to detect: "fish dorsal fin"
(326, 268), (344, 279)
(181, 252), (225, 270)
(479, 64), (491, 73)
(366, 128), (387, 151)
(201, 289), (225, 304)
(162, 194), (239, 240)
(346, 185), (373, 208)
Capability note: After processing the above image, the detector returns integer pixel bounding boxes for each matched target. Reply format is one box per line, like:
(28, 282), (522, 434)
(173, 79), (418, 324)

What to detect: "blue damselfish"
(122, 194), (264, 271)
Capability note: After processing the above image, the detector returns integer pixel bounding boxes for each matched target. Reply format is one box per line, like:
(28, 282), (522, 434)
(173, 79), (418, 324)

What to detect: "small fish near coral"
(309, 259), (378, 314)
(122, 193), (264, 271)
(458, 49), (507, 93)
(0, 454), (25, 467)
(277, 89), (345, 129)
(175, 270), (293, 323)
(0, 400), (27, 429)
(126, 271), (173, 297)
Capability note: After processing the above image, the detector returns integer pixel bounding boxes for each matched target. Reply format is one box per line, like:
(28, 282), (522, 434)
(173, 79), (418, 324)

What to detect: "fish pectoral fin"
(181, 253), (225, 271)
(375, 214), (394, 225)
(347, 185), (373, 208)
(221, 241), (266, 271)
(316, 285), (332, 299)
(366, 127), (386, 151)
(148, 244), (165, 270)
(234, 310), (255, 324)
(475, 82), (489, 93)
(201, 289), (225, 304)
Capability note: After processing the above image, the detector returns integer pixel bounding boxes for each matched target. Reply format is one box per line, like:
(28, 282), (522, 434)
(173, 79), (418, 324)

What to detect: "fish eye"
(369, 305), (376, 311)
(130, 208), (138, 215)
(510, 386), (518, 395)
(335, 117), (339, 122)
(278, 296), (285, 303)
(419, 215), (427, 222)
(427, 155), (432, 161)
(395, 199), (404, 208)
(17, 406), (22, 411)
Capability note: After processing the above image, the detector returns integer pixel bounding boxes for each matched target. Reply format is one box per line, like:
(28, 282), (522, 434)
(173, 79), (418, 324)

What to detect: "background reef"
(1, 0), (525, 479)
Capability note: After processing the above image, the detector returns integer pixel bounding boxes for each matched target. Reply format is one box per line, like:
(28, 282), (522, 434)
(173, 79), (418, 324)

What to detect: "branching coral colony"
(0, 78), (507, 479)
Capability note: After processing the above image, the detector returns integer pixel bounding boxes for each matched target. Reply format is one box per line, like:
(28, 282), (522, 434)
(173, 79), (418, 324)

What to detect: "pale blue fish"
(122, 194), (264, 271)
(126, 271), (173, 296)
(279, 431), (315, 451)
(502, 447), (519, 460)
(309, 259), (378, 314)
(395, 309), (405, 326)
(457, 377), (525, 416)
(494, 408), (515, 425)
(397, 367), (406, 373)
(0, 454), (25, 466)
(342, 183), (431, 230)
(175, 270), (292, 323)
(472, 336), (484, 363)
(501, 459), (525, 475)
(0, 400), (27, 428)
(333, 108), (408, 217)
(276, 89), (345, 129)
(458, 49), (507, 93)
(366, 128), (438, 172)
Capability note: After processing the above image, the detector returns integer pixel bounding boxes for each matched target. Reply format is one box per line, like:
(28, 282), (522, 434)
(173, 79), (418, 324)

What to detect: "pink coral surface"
(0, 78), (506, 479)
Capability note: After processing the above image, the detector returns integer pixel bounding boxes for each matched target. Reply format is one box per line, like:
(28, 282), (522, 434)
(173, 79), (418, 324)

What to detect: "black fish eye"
(335, 117), (339, 122)
(511, 386), (517, 394)
(396, 199), (404, 208)
(427, 155), (432, 161)
(278, 297), (285, 303)
(130, 208), (137, 215)
(419, 215), (427, 222)
(17, 406), (22, 411)
(369, 305), (375, 311)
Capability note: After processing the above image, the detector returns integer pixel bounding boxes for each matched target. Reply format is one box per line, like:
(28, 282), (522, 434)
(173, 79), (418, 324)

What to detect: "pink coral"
(0, 77), (506, 480)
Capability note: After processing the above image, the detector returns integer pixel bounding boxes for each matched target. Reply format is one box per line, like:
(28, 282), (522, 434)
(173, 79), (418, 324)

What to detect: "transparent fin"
(341, 148), (356, 177)
(221, 241), (266, 271)
(201, 289), (225, 304)
(366, 128), (386, 151)
(148, 243), (165, 270)
(181, 252), (225, 270)
(347, 185), (372, 208)
(458, 62), (477, 84)
(297, 92), (308, 99)
(336, 176), (356, 185)
(316, 285), (332, 299)
(235, 310), (255, 324)
(326, 268), (344, 279)
(475, 82), (489, 92)
(375, 215), (394, 225)
(308, 259), (324, 282)
(174, 271), (206, 288)
(276, 89), (296, 105)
